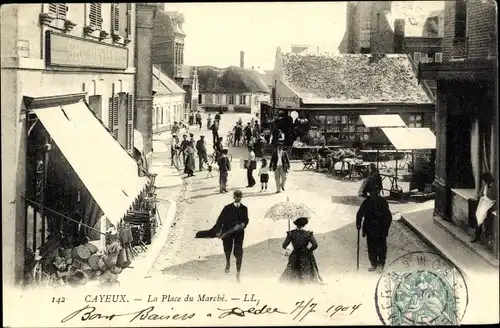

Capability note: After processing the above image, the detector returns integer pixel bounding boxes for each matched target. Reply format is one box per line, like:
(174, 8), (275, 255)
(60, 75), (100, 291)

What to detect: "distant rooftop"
(281, 52), (432, 104)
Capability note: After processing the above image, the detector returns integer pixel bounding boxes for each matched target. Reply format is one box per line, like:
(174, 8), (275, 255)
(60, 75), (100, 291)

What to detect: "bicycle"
(226, 131), (234, 146)
(208, 152), (232, 165)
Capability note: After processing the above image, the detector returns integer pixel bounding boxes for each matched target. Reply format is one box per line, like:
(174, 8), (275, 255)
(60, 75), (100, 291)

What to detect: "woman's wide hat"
(293, 217), (309, 227)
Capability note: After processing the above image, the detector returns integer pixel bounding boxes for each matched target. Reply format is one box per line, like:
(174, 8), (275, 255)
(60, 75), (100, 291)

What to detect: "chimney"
(346, 2), (356, 53)
(393, 19), (405, 53)
(240, 51), (244, 68)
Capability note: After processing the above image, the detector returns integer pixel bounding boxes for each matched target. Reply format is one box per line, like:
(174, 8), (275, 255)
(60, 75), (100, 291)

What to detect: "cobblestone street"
(147, 113), (432, 286)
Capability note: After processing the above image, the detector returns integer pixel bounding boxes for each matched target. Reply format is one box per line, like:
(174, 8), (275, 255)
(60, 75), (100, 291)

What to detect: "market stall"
(358, 114), (407, 147)
(24, 97), (152, 287)
(378, 127), (436, 200)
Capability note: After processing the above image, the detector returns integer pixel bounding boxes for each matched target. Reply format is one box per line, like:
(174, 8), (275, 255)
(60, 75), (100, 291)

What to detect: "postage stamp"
(375, 251), (468, 326)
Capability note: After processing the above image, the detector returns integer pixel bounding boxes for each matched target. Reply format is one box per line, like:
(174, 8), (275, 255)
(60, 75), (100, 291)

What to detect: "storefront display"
(23, 96), (151, 286)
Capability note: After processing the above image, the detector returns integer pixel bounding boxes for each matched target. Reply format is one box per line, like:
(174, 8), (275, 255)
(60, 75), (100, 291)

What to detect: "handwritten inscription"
(217, 304), (286, 319)
(61, 294), (363, 324)
(61, 305), (195, 323)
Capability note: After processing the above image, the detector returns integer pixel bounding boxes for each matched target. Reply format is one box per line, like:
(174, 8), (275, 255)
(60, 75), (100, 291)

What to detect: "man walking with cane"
(356, 185), (392, 273)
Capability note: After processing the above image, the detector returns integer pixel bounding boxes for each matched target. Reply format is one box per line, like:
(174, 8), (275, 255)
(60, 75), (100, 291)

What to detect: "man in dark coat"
(180, 134), (189, 165)
(211, 121), (219, 144)
(214, 190), (249, 282)
(196, 135), (208, 171)
(217, 147), (231, 193)
(356, 186), (392, 273)
(269, 142), (290, 193)
(233, 123), (243, 147)
(243, 123), (252, 146)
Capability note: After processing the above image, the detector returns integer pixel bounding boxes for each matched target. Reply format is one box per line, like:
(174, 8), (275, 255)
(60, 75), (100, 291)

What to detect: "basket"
(84, 243), (99, 255)
(97, 258), (107, 271)
(88, 255), (100, 271)
(62, 248), (73, 259)
(72, 245), (91, 260)
(80, 263), (93, 274)
(104, 252), (119, 269)
(110, 266), (123, 274)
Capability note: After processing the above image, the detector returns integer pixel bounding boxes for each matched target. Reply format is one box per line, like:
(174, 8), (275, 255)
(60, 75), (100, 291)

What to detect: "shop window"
(89, 3), (103, 30)
(239, 95), (247, 105)
(408, 114), (423, 128)
(228, 95), (235, 105)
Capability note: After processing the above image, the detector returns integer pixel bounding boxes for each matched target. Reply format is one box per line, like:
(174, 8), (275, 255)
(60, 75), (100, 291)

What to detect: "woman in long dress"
(472, 172), (496, 243)
(184, 141), (196, 177)
(280, 217), (323, 284)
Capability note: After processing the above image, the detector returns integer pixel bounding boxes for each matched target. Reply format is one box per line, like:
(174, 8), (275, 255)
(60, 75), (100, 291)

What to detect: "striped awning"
(33, 100), (149, 225)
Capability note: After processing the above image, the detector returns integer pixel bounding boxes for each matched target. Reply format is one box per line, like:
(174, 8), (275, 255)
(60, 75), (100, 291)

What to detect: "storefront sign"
(277, 96), (300, 108)
(46, 31), (128, 70)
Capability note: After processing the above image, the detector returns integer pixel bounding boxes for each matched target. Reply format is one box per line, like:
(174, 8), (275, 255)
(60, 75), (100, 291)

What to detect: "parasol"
(264, 197), (314, 231)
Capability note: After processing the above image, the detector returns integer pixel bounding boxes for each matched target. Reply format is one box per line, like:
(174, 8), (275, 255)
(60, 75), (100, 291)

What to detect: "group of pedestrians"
(195, 175), (393, 284)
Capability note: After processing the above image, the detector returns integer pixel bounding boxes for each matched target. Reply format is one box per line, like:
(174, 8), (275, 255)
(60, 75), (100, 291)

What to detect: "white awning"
(359, 114), (407, 128)
(381, 127), (436, 150)
(134, 129), (144, 153)
(34, 101), (149, 225)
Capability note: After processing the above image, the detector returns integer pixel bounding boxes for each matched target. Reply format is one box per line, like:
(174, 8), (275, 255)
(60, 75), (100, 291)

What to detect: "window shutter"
(126, 3), (132, 38)
(108, 98), (114, 131)
(48, 4), (57, 15)
(435, 52), (443, 63)
(48, 3), (67, 19)
(127, 94), (134, 151)
(57, 4), (67, 19)
(413, 52), (421, 63)
(112, 96), (119, 139)
(89, 3), (102, 30)
(111, 3), (119, 34)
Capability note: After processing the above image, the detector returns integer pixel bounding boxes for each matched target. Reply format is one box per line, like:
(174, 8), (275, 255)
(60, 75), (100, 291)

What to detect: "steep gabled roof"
(197, 66), (270, 94)
(152, 65), (185, 94)
(281, 53), (432, 104)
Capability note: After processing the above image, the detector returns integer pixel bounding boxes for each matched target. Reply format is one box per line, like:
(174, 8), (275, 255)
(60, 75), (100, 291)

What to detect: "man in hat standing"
(213, 190), (249, 282)
(356, 186), (392, 273)
(270, 142), (290, 193)
(196, 135), (208, 171)
(180, 134), (190, 165)
(217, 148), (231, 193)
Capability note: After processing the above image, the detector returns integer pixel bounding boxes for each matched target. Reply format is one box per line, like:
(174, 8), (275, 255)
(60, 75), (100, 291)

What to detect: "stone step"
(400, 209), (498, 279)
(434, 215), (499, 268)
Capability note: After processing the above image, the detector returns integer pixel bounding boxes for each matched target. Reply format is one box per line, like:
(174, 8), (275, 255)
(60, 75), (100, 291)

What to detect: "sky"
(166, 2), (347, 70)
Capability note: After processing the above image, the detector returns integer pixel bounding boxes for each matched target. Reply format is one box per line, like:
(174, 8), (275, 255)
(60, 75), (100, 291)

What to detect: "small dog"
(206, 164), (214, 178)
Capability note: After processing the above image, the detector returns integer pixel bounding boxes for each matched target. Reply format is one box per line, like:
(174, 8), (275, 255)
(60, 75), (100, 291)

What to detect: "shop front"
(419, 59), (499, 258)
(23, 94), (153, 286)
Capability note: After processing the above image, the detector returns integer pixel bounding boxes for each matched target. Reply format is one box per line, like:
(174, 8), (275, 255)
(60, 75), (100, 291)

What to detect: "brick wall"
(442, 1), (456, 61)
(467, 0), (497, 59)
(443, 0), (497, 61)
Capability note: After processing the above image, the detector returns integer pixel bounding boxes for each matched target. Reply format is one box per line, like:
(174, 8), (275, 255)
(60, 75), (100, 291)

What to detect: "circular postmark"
(375, 251), (468, 325)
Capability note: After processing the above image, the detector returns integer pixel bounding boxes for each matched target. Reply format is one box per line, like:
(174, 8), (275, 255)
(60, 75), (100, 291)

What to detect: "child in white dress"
(259, 158), (270, 192)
